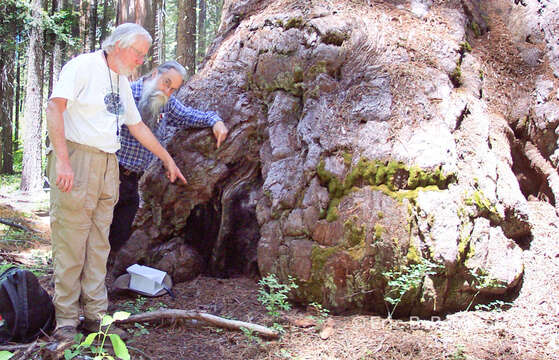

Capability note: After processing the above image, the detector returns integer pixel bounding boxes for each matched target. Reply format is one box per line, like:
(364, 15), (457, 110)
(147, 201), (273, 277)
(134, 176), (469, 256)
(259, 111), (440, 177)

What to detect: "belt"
(120, 167), (143, 178)
(67, 140), (111, 154)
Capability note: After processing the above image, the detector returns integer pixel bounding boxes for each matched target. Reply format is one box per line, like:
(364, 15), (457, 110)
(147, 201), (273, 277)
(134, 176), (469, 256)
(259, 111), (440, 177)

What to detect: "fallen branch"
(0, 341), (51, 360)
(0, 217), (36, 233)
(0, 343), (45, 352)
(115, 309), (279, 339)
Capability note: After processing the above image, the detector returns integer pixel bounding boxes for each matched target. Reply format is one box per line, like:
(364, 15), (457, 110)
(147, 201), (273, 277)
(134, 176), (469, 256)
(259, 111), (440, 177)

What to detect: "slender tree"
(0, 7), (16, 174)
(154, 0), (165, 64)
(89, 0), (99, 51)
(177, 0), (196, 76)
(197, 0), (206, 62)
(47, 0), (58, 98)
(70, 0), (81, 56)
(81, 0), (90, 51)
(100, 0), (111, 44)
(52, 0), (68, 87)
(14, 49), (21, 156)
(20, 0), (45, 191)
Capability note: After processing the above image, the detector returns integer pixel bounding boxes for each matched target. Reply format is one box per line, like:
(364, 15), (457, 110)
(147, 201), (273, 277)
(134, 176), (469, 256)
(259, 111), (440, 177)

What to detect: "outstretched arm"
(166, 97), (229, 148)
(127, 121), (187, 184)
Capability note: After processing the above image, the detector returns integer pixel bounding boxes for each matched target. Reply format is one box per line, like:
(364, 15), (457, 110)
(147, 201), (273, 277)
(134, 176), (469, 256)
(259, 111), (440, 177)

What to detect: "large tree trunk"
(177, 0), (196, 76)
(20, 0), (45, 192)
(197, 0), (206, 62)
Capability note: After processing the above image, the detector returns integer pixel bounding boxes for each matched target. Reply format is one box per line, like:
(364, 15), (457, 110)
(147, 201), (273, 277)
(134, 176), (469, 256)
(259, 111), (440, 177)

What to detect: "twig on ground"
(128, 345), (155, 360)
(115, 309), (279, 339)
(0, 217), (36, 233)
(0, 341), (49, 360)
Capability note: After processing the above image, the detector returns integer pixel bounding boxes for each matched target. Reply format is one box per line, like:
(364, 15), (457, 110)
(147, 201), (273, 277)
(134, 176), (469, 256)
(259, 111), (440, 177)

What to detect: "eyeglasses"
(129, 46), (147, 60)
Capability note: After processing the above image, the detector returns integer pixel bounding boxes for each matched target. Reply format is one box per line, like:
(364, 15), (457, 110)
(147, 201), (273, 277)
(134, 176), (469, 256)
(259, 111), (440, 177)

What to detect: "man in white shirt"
(46, 23), (186, 342)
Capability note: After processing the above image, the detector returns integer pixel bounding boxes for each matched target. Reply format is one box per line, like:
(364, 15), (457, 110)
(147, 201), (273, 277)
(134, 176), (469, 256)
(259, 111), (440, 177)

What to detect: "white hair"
(157, 61), (188, 82)
(102, 23), (152, 52)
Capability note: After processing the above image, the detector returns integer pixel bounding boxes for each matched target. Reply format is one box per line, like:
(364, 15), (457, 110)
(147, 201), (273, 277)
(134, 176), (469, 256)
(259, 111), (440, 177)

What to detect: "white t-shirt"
(50, 50), (141, 153)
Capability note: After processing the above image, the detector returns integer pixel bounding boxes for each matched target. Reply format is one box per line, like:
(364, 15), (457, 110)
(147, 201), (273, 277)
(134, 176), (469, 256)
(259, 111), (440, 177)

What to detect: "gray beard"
(138, 78), (169, 131)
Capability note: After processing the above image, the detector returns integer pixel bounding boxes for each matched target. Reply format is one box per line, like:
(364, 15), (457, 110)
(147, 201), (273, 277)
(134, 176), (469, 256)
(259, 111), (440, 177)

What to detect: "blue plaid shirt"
(117, 80), (221, 173)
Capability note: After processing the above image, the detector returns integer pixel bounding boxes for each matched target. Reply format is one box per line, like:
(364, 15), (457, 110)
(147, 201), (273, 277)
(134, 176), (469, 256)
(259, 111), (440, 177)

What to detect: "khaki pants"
(48, 141), (119, 328)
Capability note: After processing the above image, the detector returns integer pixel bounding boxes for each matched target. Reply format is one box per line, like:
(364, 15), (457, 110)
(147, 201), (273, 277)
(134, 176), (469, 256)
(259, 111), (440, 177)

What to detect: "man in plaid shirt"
(109, 61), (228, 254)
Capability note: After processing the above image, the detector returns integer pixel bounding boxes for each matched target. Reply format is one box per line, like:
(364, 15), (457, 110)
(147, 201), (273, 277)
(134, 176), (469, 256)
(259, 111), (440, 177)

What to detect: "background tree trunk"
(197, 0), (206, 62)
(14, 50), (21, 155)
(177, 0), (196, 76)
(47, 0), (57, 98)
(0, 49), (15, 174)
(0, 0), (17, 174)
(53, 0), (67, 88)
(154, 0), (165, 64)
(71, 0), (82, 56)
(100, 0), (110, 44)
(89, 0), (99, 51)
(20, 0), (45, 192)
(81, 0), (90, 52)
(118, 0), (156, 75)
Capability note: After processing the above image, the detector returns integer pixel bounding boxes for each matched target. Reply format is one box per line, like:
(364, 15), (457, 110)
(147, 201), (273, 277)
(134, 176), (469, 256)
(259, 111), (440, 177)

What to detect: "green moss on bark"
(317, 157), (455, 222)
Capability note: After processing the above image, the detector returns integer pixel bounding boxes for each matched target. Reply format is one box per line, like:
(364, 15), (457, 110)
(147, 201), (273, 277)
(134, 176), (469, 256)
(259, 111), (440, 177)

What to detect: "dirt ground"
(1, 1), (559, 359)
(1, 196), (558, 360)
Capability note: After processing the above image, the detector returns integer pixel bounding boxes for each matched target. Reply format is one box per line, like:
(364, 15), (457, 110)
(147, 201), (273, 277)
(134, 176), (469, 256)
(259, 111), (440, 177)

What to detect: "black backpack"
(0, 267), (55, 343)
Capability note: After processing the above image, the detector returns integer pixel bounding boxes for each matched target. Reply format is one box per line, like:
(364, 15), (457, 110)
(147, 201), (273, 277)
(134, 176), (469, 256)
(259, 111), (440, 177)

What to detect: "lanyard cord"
(104, 51), (120, 139)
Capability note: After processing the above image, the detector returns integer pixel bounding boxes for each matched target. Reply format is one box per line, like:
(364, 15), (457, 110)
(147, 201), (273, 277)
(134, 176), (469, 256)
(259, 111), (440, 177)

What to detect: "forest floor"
(1, 190), (558, 360)
(1, 0), (559, 359)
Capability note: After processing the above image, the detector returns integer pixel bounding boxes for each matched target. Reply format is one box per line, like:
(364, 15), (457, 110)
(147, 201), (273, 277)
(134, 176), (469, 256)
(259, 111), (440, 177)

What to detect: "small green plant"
(257, 274), (298, 333)
(475, 299), (513, 312)
(450, 344), (467, 360)
(64, 312), (131, 360)
(466, 269), (506, 311)
(309, 302), (329, 319)
(130, 322), (150, 337)
(460, 41), (472, 53)
(0, 263), (12, 274)
(383, 259), (443, 318)
(308, 302), (330, 327)
(240, 327), (262, 345)
(450, 64), (463, 87)
(121, 295), (148, 314)
(257, 274), (298, 319)
(0, 174), (21, 195)
(276, 349), (300, 359)
(0, 350), (14, 360)
(147, 301), (167, 312)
